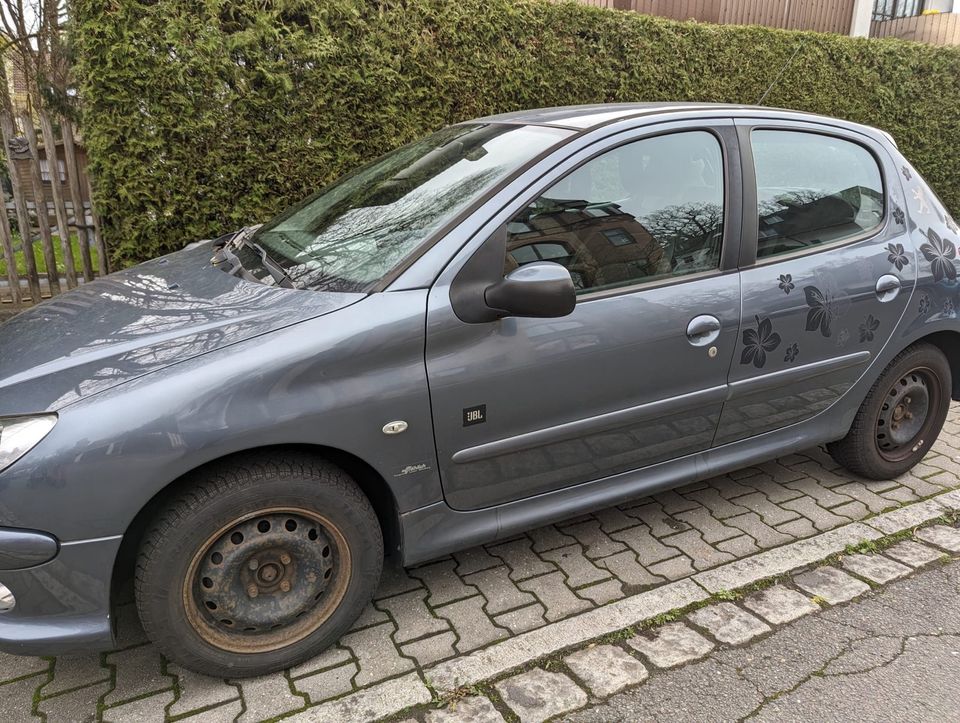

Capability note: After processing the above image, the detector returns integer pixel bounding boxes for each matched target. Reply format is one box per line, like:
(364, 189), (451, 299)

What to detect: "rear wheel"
(135, 452), (382, 678)
(828, 344), (951, 479)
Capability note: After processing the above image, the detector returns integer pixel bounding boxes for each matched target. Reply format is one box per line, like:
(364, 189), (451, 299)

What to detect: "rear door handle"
(686, 315), (722, 346)
(876, 274), (902, 302)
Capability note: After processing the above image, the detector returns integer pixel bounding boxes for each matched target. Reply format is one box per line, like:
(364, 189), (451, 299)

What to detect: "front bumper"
(0, 534), (120, 655)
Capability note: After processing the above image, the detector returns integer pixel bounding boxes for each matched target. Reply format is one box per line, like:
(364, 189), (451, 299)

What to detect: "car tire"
(828, 343), (951, 480)
(135, 452), (383, 678)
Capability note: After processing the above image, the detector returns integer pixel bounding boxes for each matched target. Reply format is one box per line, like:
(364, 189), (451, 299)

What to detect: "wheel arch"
(109, 444), (401, 616)
(914, 330), (960, 400)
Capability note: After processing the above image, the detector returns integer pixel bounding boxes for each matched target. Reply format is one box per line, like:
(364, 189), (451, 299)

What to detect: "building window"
(873, 0), (926, 22)
(39, 158), (66, 183)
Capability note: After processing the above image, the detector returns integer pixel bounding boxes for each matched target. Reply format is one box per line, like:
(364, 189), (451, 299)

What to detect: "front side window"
(753, 130), (885, 260)
(249, 123), (572, 292)
(505, 131), (725, 294)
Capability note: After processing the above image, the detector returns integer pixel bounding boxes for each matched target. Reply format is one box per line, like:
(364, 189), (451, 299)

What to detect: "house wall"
(872, 10), (960, 43)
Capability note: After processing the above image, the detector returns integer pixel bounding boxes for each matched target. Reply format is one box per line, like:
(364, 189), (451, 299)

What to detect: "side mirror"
(485, 262), (576, 319)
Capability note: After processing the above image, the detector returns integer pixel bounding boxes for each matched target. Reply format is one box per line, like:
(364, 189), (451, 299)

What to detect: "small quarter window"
(753, 130), (884, 260)
(504, 131), (725, 294)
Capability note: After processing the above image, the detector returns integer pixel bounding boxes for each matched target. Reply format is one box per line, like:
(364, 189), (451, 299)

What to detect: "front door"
(716, 122), (916, 445)
(426, 124), (743, 511)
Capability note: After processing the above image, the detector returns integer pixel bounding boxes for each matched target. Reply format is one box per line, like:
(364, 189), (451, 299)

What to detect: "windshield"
(249, 123), (572, 292)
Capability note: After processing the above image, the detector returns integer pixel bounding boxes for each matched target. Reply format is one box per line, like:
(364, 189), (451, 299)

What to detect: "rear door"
(716, 120), (916, 445)
(425, 121), (744, 511)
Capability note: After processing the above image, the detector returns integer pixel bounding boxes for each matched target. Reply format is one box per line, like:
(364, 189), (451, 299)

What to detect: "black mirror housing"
(485, 262), (576, 319)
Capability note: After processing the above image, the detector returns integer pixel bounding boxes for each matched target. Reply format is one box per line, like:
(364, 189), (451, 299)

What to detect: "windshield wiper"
(243, 240), (298, 289)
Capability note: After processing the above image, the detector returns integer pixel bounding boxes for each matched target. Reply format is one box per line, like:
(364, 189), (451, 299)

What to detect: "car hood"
(0, 243), (364, 414)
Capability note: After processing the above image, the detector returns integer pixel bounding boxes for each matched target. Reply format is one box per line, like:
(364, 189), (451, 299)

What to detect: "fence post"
(20, 111), (61, 296)
(0, 111), (40, 302)
(39, 110), (77, 288)
(85, 177), (108, 276)
(60, 116), (93, 281)
(0, 195), (19, 306)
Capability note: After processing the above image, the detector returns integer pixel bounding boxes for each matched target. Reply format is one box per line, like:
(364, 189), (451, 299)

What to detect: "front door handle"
(686, 314), (722, 347)
(876, 274), (902, 302)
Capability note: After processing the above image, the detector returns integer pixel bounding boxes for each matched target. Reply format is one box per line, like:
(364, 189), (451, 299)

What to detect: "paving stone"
(727, 466), (764, 481)
(177, 699), (243, 722)
(783, 478), (851, 507)
(725, 512), (793, 548)
(0, 652), (49, 682)
(774, 517), (818, 538)
(884, 540), (945, 568)
(401, 632), (457, 666)
(1, 673), (43, 721)
(896, 472), (944, 497)
(658, 530), (734, 570)
(754, 461), (806, 485)
(682, 488), (749, 519)
(426, 695), (505, 722)
(926, 471), (960, 489)
(832, 482), (897, 514)
(38, 656), (106, 697)
(288, 645), (353, 679)
(564, 644), (648, 697)
(436, 595), (508, 652)
(788, 460), (851, 488)
(341, 621), (414, 687)
(104, 644), (172, 706)
(487, 539), (555, 581)
(463, 566), (536, 615)
(708, 476), (756, 500)
(610, 525), (679, 565)
(103, 689), (173, 722)
(622, 502), (688, 537)
(732, 492), (800, 526)
(454, 547), (502, 575)
(794, 566), (871, 605)
(597, 550), (666, 587)
(652, 489), (700, 514)
(168, 664), (240, 717)
(716, 535), (761, 557)
(376, 562), (423, 599)
(349, 602), (391, 630)
(878, 486), (920, 505)
(687, 602), (771, 645)
(915, 524), (960, 552)
(284, 673), (430, 723)
(694, 522), (882, 593)
(563, 520), (628, 559)
(830, 500), (871, 520)
(293, 662), (357, 704)
(841, 553), (912, 584)
(858, 477), (901, 494)
(376, 589), (450, 643)
(742, 585), (819, 625)
(518, 571), (592, 621)
(493, 603), (547, 634)
(594, 507), (641, 533)
(673, 508), (740, 544)
(541, 545), (610, 587)
(409, 559), (477, 606)
(780, 496), (848, 531)
(576, 578), (624, 605)
(626, 622), (714, 668)
(495, 668), (587, 723)
(235, 671), (305, 722)
(647, 555), (696, 581)
(527, 525), (576, 553)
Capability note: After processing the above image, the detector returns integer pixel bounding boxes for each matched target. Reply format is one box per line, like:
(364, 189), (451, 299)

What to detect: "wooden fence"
(871, 12), (960, 44)
(571, 0), (857, 35)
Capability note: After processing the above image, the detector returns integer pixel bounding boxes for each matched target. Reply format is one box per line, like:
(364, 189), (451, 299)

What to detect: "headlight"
(0, 415), (57, 473)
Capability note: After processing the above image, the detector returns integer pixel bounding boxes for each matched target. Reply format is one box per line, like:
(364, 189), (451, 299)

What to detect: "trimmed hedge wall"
(72, 0), (960, 266)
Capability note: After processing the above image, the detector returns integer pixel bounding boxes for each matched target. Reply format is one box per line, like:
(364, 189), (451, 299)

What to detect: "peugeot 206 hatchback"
(1, 104), (959, 677)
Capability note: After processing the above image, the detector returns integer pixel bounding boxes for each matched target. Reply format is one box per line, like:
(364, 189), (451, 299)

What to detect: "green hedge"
(72, 0), (960, 266)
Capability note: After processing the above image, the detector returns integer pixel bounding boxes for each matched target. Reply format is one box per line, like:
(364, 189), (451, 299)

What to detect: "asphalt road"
(564, 558), (960, 722)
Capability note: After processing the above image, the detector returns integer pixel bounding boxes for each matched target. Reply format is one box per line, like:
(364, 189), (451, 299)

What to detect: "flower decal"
(901, 166), (912, 181)
(892, 206), (905, 226)
(778, 274), (794, 294)
(803, 286), (834, 338)
(920, 229), (958, 282)
(886, 242), (909, 271)
(918, 295), (931, 315)
(740, 315), (781, 369)
(859, 314), (880, 343)
(783, 343), (799, 363)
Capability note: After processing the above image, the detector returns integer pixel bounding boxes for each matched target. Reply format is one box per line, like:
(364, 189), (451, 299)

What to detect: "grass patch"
(0, 232), (99, 277)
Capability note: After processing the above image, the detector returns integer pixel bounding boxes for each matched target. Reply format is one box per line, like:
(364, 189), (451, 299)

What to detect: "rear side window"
(752, 131), (884, 260)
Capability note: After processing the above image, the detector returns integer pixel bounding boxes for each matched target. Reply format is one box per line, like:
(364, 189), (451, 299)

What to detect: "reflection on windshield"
(251, 123), (571, 292)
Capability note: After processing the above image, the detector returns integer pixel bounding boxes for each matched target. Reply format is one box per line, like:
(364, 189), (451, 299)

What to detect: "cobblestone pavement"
(5, 406), (960, 721)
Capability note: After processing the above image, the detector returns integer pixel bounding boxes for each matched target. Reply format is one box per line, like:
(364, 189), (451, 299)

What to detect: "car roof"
(471, 102), (891, 142)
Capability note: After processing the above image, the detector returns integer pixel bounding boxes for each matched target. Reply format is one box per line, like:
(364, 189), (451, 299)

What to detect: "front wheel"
(135, 453), (383, 678)
(828, 343), (951, 479)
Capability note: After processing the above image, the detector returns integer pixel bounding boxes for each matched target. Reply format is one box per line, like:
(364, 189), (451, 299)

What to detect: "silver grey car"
(1, 103), (958, 677)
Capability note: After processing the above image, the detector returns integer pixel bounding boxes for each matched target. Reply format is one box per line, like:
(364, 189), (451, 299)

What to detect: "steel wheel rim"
(183, 507), (351, 654)
(875, 365), (939, 463)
